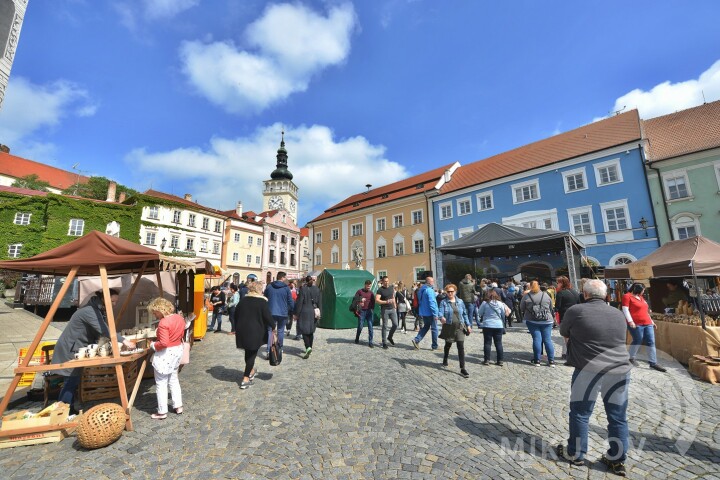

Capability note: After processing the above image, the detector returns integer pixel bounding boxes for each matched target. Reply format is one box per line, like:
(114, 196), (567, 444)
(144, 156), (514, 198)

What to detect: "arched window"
(609, 253), (637, 266)
(671, 214), (700, 240)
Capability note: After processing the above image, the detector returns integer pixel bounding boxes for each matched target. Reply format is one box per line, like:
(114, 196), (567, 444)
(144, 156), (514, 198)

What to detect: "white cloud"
(606, 59), (720, 120)
(115, 0), (200, 30)
(0, 77), (96, 156)
(180, 2), (357, 114)
(124, 123), (408, 223)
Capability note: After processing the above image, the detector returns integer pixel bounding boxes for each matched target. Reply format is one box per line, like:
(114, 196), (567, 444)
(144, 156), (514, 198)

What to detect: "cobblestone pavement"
(0, 322), (718, 479)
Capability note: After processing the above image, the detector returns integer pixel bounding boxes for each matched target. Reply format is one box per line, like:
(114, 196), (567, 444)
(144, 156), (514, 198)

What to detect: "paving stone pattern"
(0, 322), (718, 479)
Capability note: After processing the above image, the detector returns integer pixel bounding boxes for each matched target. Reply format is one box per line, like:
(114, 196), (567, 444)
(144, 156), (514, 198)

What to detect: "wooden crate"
(0, 403), (70, 449)
(17, 341), (56, 387)
(79, 360), (139, 403)
(0, 430), (67, 449)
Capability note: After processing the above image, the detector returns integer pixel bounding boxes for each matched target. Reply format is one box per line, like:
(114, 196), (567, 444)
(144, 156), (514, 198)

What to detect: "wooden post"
(156, 268), (163, 296)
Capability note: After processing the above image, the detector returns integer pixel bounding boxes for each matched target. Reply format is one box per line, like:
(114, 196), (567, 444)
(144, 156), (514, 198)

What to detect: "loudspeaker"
(418, 270), (433, 281)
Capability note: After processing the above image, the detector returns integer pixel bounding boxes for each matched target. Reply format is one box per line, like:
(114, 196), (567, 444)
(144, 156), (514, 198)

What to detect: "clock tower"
(263, 131), (299, 224)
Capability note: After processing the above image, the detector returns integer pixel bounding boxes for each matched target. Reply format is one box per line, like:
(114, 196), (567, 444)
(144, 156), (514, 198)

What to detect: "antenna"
(365, 184), (371, 193)
(611, 105), (626, 116)
(702, 90), (707, 104)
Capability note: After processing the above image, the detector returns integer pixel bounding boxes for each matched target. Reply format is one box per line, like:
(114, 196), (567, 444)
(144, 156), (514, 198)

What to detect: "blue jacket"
(417, 284), (439, 317)
(478, 300), (506, 329)
(264, 281), (294, 317)
(438, 299), (470, 327)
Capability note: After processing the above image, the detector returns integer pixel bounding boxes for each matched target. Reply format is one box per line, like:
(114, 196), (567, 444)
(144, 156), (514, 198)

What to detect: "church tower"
(263, 131), (299, 224)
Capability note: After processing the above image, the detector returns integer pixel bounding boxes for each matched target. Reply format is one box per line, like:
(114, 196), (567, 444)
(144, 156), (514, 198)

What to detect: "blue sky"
(1, 0), (720, 225)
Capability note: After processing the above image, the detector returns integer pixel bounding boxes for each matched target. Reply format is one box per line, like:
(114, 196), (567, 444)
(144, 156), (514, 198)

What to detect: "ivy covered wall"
(0, 191), (142, 259)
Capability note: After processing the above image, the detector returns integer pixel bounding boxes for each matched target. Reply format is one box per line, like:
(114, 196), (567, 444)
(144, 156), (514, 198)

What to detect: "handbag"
(180, 340), (190, 365)
(269, 332), (282, 366)
(439, 322), (457, 340)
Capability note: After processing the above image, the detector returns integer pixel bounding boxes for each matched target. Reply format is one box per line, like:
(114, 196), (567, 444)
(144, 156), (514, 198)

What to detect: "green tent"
(317, 269), (380, 329)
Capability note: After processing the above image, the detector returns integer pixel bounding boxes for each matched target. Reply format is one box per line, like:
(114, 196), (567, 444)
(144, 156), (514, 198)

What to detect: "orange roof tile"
(0, 152), (89, 190)
(310, 163), (455, 223)
(642, 100), (720, 162)
(439, 110), (642, 195)
(0, 185), (49, 197)
(143, 189), (226, 215)
(300, 227), (309, 238)
(221, 209), (263, 226)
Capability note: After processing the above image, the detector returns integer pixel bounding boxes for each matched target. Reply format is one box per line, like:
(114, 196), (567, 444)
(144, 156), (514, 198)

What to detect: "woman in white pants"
(148, 297), (185, 419)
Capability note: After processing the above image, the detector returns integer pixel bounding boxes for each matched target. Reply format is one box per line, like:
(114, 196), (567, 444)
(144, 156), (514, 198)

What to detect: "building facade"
(643, 100), (720, 244)
(430, 111), (660, 286)
(222, 202), (264, 284)
(308, 164), (458, 284)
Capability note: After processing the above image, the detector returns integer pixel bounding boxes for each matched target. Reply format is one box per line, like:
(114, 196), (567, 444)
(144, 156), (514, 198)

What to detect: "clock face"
(289, 200), (296, 213)
(268, 195), (284, 210)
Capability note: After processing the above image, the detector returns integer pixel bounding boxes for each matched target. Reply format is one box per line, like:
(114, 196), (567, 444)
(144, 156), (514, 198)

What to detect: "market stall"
(0, 231), (199, 437)
(317, 269), (379, 329)
(604, 236), (720, 378)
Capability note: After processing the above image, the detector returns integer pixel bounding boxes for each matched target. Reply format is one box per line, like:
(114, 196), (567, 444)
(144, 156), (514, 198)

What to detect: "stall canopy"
(604, 236), (720, 279)
(317, 269), (379, 329)
(438, 223), (584, 257)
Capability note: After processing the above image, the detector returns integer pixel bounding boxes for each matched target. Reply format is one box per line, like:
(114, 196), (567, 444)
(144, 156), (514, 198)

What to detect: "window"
(186, 238), (194, 250)
(394, 241), (404, 256)
(393, 214), (403, 228)
(457, 197), (472, 216)
(331, 228), (339, 240)
(269, 249), (276, 263)
(603, 206), (627, 231)
(458, 227), (474, 238)
(243, 254), (250, 263)
(562, 167), (587, 193)
(200, 240), (208, 252)
(290, 253), (296, 266)
(571, 212), (592, 235)
(672, 215), (700, 240)
(173, 210), (181, 223)
(439, 202), (452, 220)
(8, 244), (22, 258)
(257, 238), (262, 246)
(145, 231), (157, 245)
(414, 239), (424, 254)
(214, 220), (222, 233)
(594, 159), (623, 186)
(376, 218), (386, 231)
(68, 219), (84, 236)
(234, 233), (241, 242)
(270, 232), (277, 241)
(477, 193), (493, 211)
(512, 179), (540, 204)
(291, 237), (296, 246)
(351, 223), (363, 236)
(213, 242), (220, 254)
(280, 251), (286, 265)
(609, 253), (637, 266)
(440, 231), (454, 245)
(202, 217), (209, 230)
(232, 253), (239, 262)
(13, 212), (31, 225)
(412, 210), (423, 225)
(315, 253), (322, 265)
(148, 206), (159, 220)
(281, 235), (287, 244)
(615, 257), (633, 265)
(315, 232), (322, 243)
(414, 267), (426, 282)
(377, 270), (388, 280)
(170, 236), (179, 249)
(664, 172), (690, 200)
(331, 251), (339, 263)
(188, 213), (196, 227)
(377, 245), (386, 258)
(255, 256), (261, 264)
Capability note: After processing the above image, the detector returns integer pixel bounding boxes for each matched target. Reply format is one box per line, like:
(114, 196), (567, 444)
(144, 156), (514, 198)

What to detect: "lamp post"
(639, 217), (649, 237)
(160, 238), (167, 250)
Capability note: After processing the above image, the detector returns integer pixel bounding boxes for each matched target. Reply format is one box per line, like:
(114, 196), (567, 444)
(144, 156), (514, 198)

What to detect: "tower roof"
(270, 131), (293, 181)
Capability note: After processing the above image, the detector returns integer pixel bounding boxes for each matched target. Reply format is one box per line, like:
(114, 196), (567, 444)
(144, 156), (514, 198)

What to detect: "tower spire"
(271, 130), (293, 180)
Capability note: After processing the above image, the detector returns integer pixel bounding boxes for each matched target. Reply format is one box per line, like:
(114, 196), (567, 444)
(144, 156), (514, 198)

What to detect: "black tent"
(437, 223), (585, 285)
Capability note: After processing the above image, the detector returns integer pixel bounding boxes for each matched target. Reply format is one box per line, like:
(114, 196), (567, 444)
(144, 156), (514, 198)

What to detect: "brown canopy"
(605, 236), (720, 279)
(0, 230), (181, 275)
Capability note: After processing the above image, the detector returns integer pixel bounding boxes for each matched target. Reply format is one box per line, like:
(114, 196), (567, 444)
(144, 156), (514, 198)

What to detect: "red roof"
(221, 209), (262, 226)
(310, 163), (455, 223)
(143, 189), (226, 215)
(439, 110), (642, 194)
(300, 227), (309, 238)
(642, 100), (720, 162)
(0, 152), (89, 190)
(0, 185), (49, 197)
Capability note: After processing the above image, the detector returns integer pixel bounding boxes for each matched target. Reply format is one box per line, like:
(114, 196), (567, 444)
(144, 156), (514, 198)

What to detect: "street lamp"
(160, 237), (167, 250)
(639, 217), (649, 236)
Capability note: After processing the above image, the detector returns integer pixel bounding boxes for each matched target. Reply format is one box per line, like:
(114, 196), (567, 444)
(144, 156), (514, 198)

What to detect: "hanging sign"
(627, 260), (652, 285)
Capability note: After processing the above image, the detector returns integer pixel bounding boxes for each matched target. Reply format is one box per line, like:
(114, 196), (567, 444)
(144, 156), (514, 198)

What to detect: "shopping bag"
(180, 341), (190, 365)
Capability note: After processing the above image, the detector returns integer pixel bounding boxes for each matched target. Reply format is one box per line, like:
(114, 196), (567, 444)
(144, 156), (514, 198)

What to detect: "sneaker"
(411, 339), (419, 350)
(629, 358), (639, 367)
(388, 337), (395, 346)
(369, 343), (374, 348)
(650, 363), (667, 372)
(600, 455), (627, 476)
(496, 361), (504, 367)
(460, 369), (469, 378)
(556, 444), (584, 466)
(214, 329), (222, 333)
(249, 369), (257, 380)
(354, 337), (360, 345)
(442, 359), (448, 367)
(382, 344), (388, 350)
(240, 380), (252, 390)
(482, 360), (490, 366)
(531, 359), (541, 367)
(548, 360), (557, 368)
(303, 347), (312, 359)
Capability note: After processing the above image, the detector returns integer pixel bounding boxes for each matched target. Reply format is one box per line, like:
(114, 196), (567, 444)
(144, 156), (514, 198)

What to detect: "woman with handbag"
(147, 297), (185, 419)
(395, 282), (410, 334)
(236, 281), (275, 389)
(294, 276), (322, 359)
(438, 284), (471, 378)
(477, 290), (509, 366)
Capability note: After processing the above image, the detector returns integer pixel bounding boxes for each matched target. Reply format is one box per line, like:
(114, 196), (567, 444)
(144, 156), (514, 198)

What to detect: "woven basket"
(76, 403), (126, 449)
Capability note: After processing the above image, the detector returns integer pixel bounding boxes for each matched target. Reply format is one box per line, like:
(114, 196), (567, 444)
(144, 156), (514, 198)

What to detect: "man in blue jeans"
(558, 279), (632, 477)
(354, 280), (376, 347)
(264, 272), (294, 356)
(411, 276), (440, 351)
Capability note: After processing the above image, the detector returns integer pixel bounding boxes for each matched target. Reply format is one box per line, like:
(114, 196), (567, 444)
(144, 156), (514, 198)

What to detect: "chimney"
(106, 181), (117, 202)
(118, 192), (126, 203)
(0, 144), (9, 153)
(184, 193), (192, 201)
(236, 201), (243, 216)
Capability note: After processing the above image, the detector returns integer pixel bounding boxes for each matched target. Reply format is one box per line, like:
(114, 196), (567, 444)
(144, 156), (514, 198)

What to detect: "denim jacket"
(438, 299), (470, 327)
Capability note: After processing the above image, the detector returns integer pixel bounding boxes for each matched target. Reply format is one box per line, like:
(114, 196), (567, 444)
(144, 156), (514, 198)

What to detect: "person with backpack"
(458, 274), (478, 328)
(520, 280), (556, 367)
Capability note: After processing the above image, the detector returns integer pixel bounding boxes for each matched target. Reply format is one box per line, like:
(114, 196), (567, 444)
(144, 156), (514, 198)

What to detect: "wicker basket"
(76, 403), (126, 449)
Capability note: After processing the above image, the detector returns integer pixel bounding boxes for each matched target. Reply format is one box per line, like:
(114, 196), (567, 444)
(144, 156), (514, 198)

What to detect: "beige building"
(221, 202), (264, 284)
(308, 163), (459, 284)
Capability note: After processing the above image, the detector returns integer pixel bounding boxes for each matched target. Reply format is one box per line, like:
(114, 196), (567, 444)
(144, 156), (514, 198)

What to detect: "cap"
(247, 274), (258, 281)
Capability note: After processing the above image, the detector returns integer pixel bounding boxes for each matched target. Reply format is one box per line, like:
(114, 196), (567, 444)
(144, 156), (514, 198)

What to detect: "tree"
(12, 174), (51, 192)
(62, 176), (138, 200)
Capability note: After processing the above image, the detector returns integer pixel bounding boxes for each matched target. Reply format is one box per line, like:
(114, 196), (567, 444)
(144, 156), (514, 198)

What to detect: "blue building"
(429, 110), (660, 285)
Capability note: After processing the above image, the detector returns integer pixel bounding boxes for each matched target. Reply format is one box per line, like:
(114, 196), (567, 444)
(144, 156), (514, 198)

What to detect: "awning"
(158, 255), (199, 273)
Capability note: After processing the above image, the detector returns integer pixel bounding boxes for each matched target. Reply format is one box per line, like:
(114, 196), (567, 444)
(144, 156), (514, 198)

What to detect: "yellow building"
(221, 202), (264, 284)
(308, 163), (459, 284)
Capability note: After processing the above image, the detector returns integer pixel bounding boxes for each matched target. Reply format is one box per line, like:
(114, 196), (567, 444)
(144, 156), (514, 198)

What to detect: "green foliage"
(62, 176), (138, 200)
(11, 174), (51, 192)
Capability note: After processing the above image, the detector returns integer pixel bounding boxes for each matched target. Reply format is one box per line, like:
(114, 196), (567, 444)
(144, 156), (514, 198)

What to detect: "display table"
(688, 357), (720, 384)
(629, 320), (720, 364)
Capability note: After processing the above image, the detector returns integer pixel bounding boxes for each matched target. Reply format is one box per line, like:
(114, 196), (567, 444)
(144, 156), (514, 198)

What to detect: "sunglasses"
(446, 290), (456, 293)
